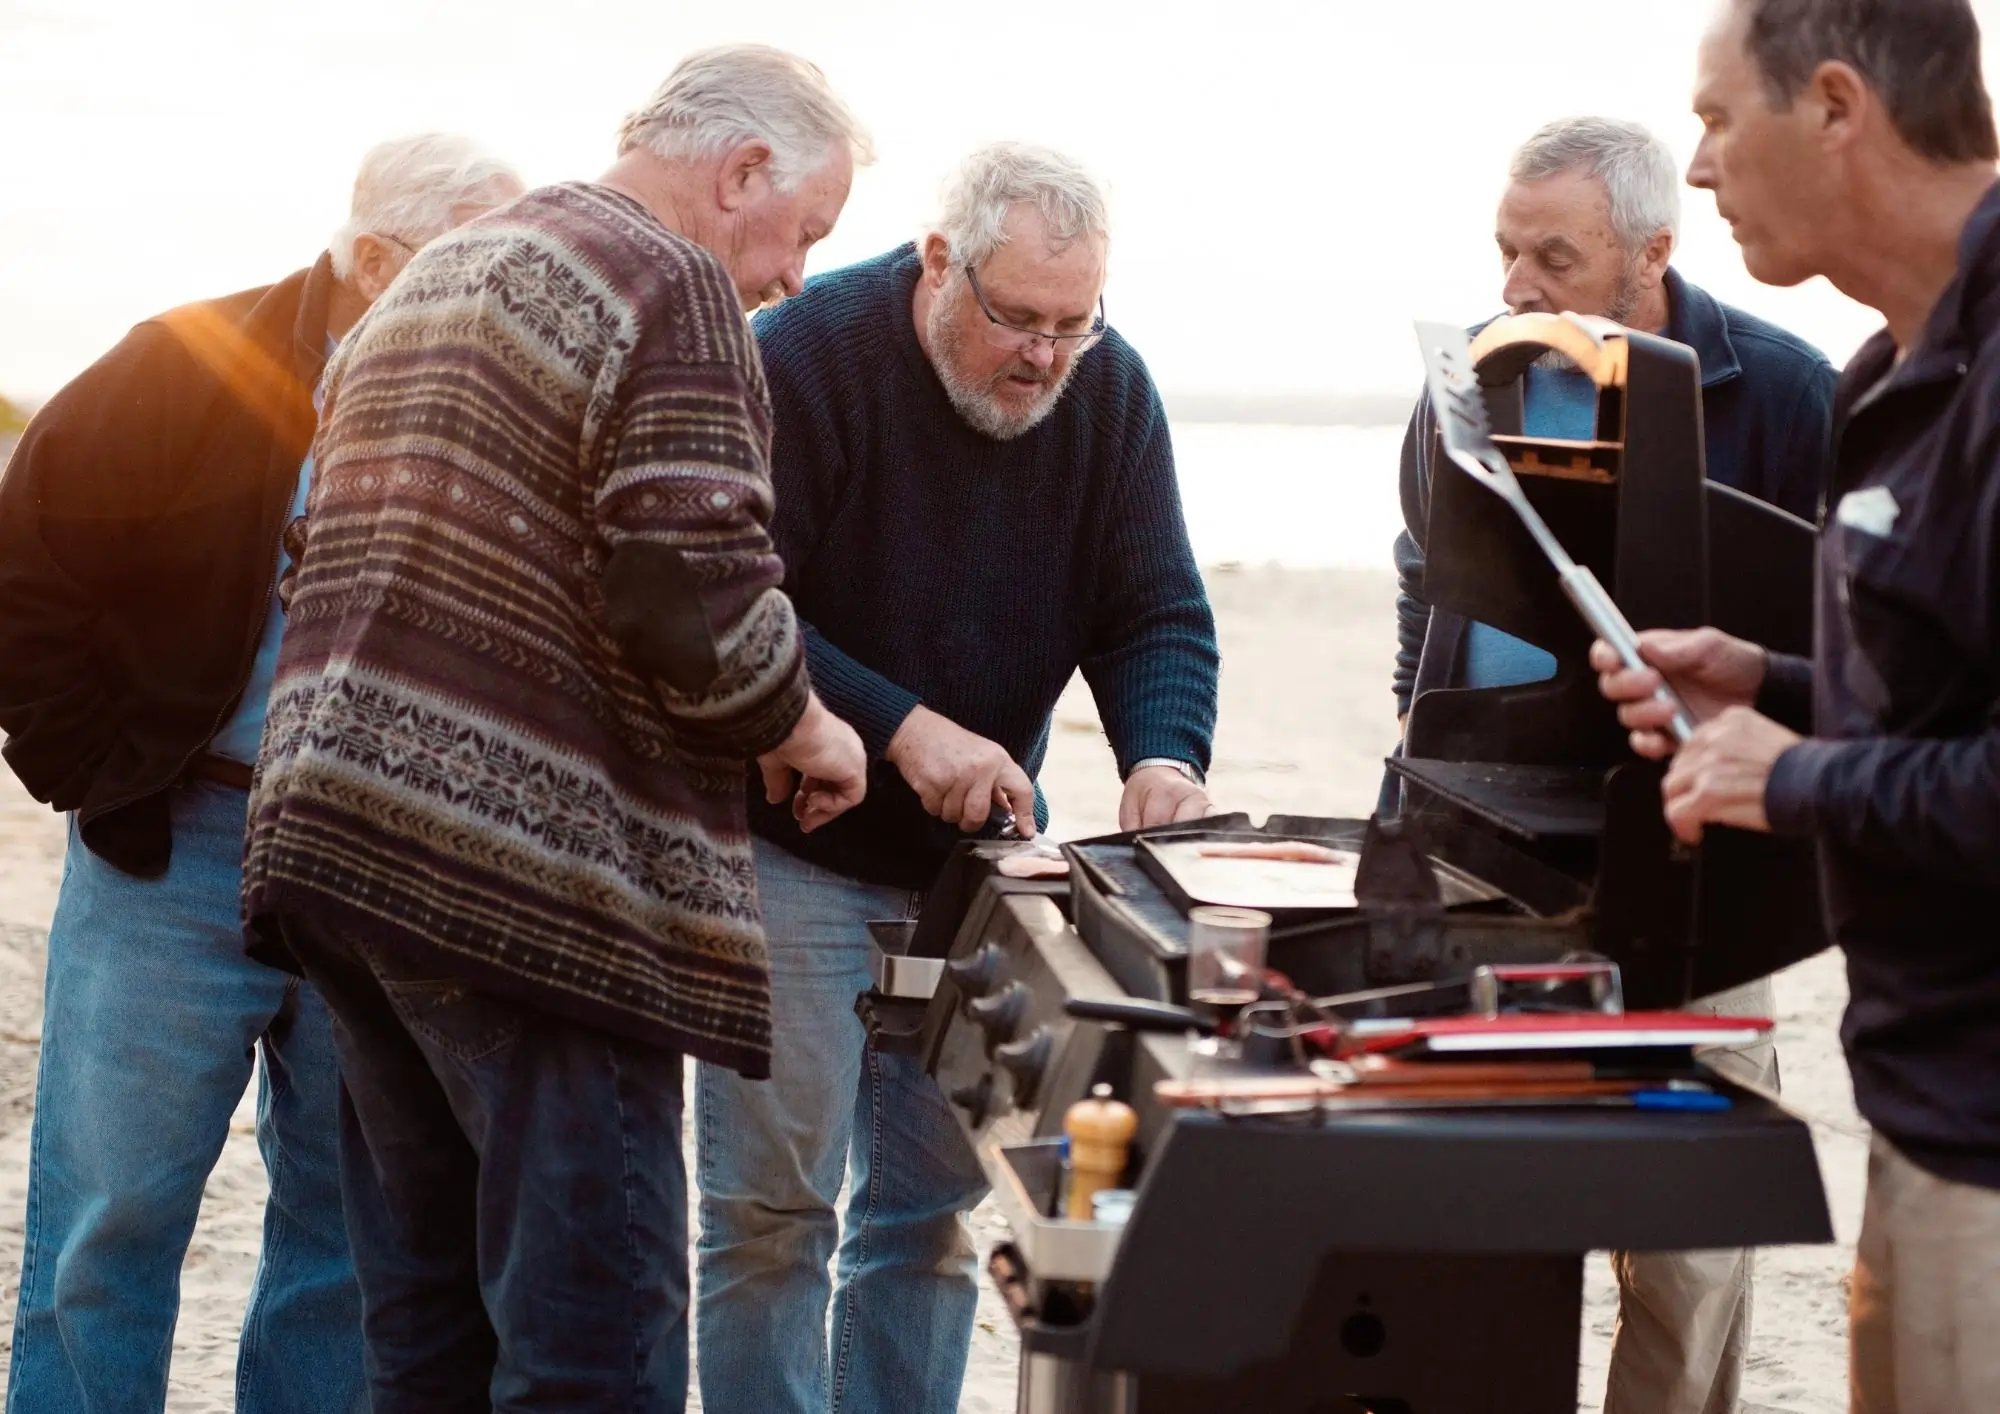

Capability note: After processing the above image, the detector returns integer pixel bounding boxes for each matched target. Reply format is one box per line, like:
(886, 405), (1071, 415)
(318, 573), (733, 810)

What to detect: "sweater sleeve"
(0, 322), (204, 808)
(798, 623), (920, 759)
(596, 357), (808, 757)
(1766, 726), (2000, 889)
(1079, 398), (1219, 776)
(1755, 650), (1815, 731)
(755, 312), (924, 759)
(1393, 395), (1433, 718)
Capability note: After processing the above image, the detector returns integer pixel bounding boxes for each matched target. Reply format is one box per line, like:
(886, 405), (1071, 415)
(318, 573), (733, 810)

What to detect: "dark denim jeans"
(282, 913), (690, 1413)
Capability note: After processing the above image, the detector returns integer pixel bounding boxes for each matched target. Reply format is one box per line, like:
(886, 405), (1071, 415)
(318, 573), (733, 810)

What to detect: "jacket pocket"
(1835, 513), (1975, 733)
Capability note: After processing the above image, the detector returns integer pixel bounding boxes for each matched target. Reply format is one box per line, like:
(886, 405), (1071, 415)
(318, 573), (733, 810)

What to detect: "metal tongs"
(1413, 320), (1695, 743)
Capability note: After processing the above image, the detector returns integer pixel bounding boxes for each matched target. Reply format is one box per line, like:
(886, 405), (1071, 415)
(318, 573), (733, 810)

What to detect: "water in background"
(1171, 422), (1407, 571)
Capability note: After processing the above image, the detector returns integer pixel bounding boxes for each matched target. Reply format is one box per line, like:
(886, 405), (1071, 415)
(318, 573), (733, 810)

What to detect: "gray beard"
(926, 287), (1076, 440)
(1533, 261), (1644, 372)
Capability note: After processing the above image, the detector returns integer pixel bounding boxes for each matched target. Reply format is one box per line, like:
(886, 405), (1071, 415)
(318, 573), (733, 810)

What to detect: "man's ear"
(716, 139), (776, 213)
(348, 234), (402, 302)
(919, 231), (953, 290)
(1810, 59), (1869, 153)
(1639, 227), (1675, 287)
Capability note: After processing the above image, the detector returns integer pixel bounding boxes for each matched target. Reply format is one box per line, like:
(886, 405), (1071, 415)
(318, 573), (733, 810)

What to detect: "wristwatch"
(1129, 757), (1205, 786)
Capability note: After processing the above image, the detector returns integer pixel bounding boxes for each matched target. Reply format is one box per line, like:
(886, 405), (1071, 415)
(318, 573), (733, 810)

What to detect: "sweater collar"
(1838, 178), (2000, 413)
(887, 242), (946, 396)
(1892, 176), (2000, 384)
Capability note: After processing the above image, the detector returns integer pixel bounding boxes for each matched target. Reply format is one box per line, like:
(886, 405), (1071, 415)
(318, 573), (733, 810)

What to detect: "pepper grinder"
(1064, 1083), (1137, 1221)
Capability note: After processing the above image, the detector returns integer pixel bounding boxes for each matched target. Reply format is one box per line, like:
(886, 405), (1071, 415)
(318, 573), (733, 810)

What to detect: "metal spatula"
(1413, 320), (1695, 744)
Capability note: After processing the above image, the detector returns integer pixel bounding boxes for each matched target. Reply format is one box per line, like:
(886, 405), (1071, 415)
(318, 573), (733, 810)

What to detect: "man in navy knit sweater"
(694, 143), (1219, 1414)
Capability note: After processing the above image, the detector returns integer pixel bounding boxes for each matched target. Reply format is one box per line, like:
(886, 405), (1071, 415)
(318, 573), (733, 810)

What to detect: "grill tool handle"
(1559, 564), (1696, 745)
(1064, 997), (1212, 1035)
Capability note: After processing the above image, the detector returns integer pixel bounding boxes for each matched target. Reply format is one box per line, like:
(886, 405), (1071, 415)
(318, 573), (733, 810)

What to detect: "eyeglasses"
(377, 234), (420, 257)
(963, 265), (1106, 355)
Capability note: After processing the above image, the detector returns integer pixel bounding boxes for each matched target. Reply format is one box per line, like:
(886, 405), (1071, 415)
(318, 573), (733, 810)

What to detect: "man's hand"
(1119, 765), (1212, 831)
(1590, 627), (1769, 759)
(1659, 706), (1800, 845)
(885, 705), (1036, 836)
(757, 693), (866, 834)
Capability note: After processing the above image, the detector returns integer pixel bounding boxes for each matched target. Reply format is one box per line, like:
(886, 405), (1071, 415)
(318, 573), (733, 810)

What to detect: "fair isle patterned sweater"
(242, 184), (807, 1076)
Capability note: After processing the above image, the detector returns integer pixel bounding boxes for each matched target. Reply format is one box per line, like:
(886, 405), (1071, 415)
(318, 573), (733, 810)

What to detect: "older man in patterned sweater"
(242, 47), (871, 1409)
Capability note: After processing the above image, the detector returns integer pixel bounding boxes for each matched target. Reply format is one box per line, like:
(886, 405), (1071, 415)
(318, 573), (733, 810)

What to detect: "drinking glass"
(1186, 905), (1271, 1059)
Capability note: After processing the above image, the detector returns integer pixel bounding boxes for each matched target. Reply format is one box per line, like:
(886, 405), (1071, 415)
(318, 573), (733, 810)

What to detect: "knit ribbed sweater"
(243, 184), (806, 1076)
(747, 244), (1219, 887)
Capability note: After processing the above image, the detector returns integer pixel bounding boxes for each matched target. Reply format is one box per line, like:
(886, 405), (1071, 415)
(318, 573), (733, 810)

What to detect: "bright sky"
(5, 0), (1999, 405)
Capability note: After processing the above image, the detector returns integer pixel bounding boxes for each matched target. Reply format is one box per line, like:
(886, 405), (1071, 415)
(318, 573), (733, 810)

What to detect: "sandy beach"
(0, 563), (1864, 1411)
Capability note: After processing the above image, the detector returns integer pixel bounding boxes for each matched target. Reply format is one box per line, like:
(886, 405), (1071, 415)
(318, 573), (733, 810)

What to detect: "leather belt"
(185, 753), (256, 791)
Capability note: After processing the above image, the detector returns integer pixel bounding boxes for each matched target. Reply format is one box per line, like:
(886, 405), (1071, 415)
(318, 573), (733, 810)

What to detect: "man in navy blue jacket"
(693, 143), (1220, 1414)
(1394, 117), (1835, 723)
(1393, 117), (1835, 1414)
(1601, 2), (2000, 1408)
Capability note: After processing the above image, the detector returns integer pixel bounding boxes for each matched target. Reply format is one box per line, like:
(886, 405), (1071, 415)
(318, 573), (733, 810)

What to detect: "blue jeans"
(282, 911), (691, 1412)
(693, 839), (989, 1414)
(7, 783), (364, 1414)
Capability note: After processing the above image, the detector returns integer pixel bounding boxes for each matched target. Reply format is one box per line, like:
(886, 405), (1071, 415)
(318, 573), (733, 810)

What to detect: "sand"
(0, 564), (1863, 1411)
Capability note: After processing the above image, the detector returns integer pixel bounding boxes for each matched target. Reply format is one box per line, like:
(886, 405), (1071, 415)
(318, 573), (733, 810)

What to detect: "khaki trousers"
(1849, 1133), (2000, 1414)
(1602, 979), (1776, 1414)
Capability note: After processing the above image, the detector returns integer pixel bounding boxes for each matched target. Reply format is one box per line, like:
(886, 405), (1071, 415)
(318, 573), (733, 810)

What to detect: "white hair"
(930, 142), (1111, 271)
(617, 44), (873, 193)
(1509, 117), (1681, 253)
(329, 133), (521, 279)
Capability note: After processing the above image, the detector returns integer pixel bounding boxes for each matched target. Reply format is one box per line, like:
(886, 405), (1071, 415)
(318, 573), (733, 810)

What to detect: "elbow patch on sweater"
(603, 542), (720, 694)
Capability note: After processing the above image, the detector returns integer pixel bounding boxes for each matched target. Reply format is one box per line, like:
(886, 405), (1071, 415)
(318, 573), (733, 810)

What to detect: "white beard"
(926, 285), (1078, 440)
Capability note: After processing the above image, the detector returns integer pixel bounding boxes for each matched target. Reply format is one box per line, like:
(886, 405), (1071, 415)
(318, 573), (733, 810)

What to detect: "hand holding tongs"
(1413, 320), (1696, 744)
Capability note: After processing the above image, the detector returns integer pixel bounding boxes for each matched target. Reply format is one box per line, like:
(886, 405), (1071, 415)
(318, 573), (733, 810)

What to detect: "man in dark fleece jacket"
(0, 135), (521, 1414)
(1396, 117), (1835, 1414)
(1393, 120), (1834, 726)
(1601, 2), (2000, 1408)
(692, 143), (1219, 1414)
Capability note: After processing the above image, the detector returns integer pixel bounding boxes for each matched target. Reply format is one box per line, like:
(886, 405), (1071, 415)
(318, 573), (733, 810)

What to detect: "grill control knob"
(947, 944), (1003, 998)
(967, 981), (1028, 1046)
(994, 1028), (1053, 1108)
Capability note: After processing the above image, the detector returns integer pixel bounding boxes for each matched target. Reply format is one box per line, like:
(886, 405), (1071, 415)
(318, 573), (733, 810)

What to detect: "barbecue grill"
(856, 313), (1834, 1412)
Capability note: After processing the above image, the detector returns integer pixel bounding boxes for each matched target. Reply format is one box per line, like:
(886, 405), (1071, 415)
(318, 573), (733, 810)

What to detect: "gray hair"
(329, 133), (521, 279)
(931, 142), (1111, 270)
(617, 44), (874, 192)
(1509, 117), (1681, 254)
(1739, 0), (1998, 165)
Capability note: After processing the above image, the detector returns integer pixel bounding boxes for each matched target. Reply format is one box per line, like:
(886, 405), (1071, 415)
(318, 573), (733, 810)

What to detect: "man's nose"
(783, 264), (806, 298)
(1686, 141), (1716, 190)
(1501, 258), (1541, 312)
(1022, 337), (1057, 371)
